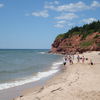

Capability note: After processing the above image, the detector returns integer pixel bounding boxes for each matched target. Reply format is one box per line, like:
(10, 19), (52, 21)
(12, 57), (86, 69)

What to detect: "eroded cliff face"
(51, 32), (100, 54)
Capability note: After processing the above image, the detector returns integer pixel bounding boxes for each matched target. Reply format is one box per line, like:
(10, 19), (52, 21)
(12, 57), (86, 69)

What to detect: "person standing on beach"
(77, 55), (80, 63)
(82, 56), (85, 63)
(69, 55), (73, 64)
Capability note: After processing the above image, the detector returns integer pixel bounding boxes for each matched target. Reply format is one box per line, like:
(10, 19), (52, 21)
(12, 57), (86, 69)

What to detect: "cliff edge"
(50, 21), (100, 54)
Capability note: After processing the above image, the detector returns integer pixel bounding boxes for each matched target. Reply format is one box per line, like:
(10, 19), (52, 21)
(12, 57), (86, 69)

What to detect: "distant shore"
(14, 51), (100, 100)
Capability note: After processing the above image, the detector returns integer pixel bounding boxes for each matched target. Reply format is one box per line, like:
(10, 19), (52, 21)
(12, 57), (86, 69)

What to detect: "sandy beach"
(15, 51), (100, 100)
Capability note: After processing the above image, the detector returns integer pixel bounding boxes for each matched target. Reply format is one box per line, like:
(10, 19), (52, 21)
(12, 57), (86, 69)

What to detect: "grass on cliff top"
(80, 41), (94, 47)
(56, 20), (100, 40)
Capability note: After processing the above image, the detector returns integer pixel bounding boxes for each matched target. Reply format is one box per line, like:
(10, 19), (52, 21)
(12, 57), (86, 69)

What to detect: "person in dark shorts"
(63, 57), (67, 66)
(63, 62), (66, 66)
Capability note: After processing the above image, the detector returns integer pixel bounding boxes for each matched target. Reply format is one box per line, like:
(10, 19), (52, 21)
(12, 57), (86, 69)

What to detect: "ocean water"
(0, 49), (63, 90)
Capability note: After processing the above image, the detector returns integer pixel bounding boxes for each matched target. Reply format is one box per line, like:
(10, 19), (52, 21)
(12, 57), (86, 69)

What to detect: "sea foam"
(38, 52), (46, 54)
(0, 61), (62, 90)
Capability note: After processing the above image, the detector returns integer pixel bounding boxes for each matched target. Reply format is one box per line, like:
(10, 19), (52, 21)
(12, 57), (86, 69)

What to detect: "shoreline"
(0, 59), (62, 100)
(0, 60), (62, 91)
(0, 69), (61, 100)
(15, 51), (100, 100)
(0, 51), (63, 100)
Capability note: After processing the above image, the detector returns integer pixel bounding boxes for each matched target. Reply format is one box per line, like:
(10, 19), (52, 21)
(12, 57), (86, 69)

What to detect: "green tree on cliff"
(56, 21), (100, 40)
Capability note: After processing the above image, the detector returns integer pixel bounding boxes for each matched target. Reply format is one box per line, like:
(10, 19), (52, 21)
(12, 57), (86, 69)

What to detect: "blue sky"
(0, 0), (100, 49)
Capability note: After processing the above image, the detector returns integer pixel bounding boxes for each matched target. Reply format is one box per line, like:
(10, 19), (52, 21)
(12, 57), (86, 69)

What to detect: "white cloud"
(54, 20), (66, 28)
(54, 12), (77, 28)
(45, 1), (100, 12)
(91, 1), (100, 7)
(54, 20), (74, 28)
(45, 5), (56, 10)
(82, 18), (97, 24)
(44, 1), (59, 10)
(32, 10), (49, 18)
(0, 3), (4, 8)
(54, 24), (65, 28)
(56, 20), (66, 24)
(45, 1), (59, 5)
(56, 1), (89, 12)
(55, 13), (78, 20)
(45, 1), (89, 12)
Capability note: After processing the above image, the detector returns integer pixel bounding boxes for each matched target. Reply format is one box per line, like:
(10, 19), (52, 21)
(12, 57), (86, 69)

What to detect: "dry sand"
(15, 51), (100, 100)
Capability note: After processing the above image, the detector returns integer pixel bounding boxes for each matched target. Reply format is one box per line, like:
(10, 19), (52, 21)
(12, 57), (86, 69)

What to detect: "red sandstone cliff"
(50, 32), (100, 54)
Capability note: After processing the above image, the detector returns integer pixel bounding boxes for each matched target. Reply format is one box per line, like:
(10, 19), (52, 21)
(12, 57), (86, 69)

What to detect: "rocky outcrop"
(50, 32), (100, 54)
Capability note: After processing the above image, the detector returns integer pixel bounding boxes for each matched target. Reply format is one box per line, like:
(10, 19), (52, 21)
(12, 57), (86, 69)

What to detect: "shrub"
(94, 34), (100, 38)
(80, 41), (94, 47)
(55, 20), (100, 41)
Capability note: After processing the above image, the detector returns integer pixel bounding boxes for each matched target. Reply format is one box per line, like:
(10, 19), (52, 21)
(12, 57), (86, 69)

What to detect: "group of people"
(77, 55), (85, 63)
(63, 55), (73, 66)
(63, 55), (74, 66)
(63, 54), (93, 66)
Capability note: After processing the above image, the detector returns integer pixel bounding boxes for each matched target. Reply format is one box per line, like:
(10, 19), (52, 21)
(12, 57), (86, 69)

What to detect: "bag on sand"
(63, 62), (66, 65)
(91, 62), (93, 65)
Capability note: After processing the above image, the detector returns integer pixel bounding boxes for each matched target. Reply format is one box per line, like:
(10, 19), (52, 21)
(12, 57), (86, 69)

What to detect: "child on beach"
(82, 56), (85, 63)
